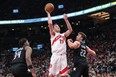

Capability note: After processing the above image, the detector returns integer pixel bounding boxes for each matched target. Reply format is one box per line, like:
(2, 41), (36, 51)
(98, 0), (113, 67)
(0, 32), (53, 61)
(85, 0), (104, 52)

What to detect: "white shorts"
(49, 54), (68, 76)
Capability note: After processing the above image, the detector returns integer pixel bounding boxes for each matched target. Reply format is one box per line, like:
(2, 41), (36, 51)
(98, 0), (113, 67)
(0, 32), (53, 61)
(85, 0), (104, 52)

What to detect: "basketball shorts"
(11, 63), (32, 77)
(49, 54), (68, 76)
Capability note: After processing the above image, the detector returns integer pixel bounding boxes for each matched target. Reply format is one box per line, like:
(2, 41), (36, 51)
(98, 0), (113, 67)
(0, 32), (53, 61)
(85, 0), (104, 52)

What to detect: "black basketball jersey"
(12, 47), (26, 64)
(73, 42), (87, 63)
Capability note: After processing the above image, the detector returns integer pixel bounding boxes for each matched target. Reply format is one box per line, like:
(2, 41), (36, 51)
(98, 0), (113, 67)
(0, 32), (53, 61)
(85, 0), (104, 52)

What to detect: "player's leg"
(11, 64), (22, 77)
(82, 64), (89, 77)
(25, 72), (33, 77)
(70, 62), (84, 77)
(60, 55), (69, 77)
(70, 67), (81, 77)
(11, 63), (30, 77)
(49, 54), (61, 77)
(49, 60), (55, 77)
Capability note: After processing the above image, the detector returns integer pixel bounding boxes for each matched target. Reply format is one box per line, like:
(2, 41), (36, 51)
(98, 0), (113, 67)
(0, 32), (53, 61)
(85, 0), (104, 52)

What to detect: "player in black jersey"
(11, 38), (37, 77)
(67, 32), (96, 77)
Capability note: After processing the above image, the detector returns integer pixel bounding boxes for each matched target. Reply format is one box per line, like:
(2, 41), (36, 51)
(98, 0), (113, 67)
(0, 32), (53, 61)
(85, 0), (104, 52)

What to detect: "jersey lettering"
(14, 48), (23, 59)
(80, 49), (86, 57)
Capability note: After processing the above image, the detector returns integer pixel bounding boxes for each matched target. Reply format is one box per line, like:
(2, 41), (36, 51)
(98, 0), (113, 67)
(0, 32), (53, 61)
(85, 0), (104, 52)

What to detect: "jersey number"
(14, 50), (21, 59)
(60, 39), (64, 44)
(80, 49), (86, 57)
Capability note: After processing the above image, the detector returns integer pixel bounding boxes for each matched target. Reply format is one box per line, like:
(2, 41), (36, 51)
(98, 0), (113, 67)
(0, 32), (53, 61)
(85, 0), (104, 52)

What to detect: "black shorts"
(11, 63), (32, 77)
(70, 62), (89, 77)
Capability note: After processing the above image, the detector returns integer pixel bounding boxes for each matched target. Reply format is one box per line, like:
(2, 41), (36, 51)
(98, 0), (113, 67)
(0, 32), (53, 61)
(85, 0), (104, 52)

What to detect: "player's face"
(53, 24), (60, 32)
(25, 40), (30, 46)
(76, 34), (83, 41)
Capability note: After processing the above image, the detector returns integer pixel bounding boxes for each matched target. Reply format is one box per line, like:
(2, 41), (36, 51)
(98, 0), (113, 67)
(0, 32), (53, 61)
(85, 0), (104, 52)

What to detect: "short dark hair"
(53, 23), (58, 27)
(78, 32), (87, 41)
(18, 38), (28, 47)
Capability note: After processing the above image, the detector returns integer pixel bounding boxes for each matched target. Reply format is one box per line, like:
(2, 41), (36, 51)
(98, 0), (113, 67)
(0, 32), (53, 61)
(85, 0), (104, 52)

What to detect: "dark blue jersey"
(12, 47), (26, 65)
(73, 42), (87, 64)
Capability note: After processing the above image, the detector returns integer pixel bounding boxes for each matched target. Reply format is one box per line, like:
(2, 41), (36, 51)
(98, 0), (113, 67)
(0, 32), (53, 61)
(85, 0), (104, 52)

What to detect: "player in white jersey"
(51, 33), (66, 54)
(45, 11), (72, 77)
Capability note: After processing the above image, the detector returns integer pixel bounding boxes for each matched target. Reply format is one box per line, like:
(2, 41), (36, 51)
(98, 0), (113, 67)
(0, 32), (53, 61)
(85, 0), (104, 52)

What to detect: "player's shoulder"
(60, 33), (66, 38)
(51, 33), (60, 39)
(50, 33), (55, 38)
(25, 46), (32, 50)
(50, 35), (54, 39)
(61, 32), (65, 35)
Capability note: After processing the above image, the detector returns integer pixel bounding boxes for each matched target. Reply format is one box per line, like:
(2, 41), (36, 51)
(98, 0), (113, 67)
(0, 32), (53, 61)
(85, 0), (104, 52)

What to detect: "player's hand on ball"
(63, 14), (68, 20)
(45, 10), (50, 14)
(45, 3), (54, 13)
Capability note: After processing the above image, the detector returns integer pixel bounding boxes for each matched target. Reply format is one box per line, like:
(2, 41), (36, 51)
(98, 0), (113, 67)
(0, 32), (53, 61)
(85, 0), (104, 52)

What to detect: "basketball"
(45, 3), (54, 13)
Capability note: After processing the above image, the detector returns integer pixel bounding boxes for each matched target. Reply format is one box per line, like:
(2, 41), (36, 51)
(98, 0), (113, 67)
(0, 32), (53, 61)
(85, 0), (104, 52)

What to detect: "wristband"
(28, 65), (33, 69)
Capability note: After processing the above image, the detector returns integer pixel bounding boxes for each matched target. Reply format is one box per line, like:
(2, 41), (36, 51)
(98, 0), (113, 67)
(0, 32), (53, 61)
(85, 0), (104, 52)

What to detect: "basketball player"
(11, 38), (37, 77)
(67, 32), (96, 77)
(45, 11), (72, 77)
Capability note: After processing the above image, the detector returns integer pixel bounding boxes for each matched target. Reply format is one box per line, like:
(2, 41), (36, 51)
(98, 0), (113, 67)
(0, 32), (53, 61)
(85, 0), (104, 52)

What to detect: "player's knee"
(49, 74), (54, 77)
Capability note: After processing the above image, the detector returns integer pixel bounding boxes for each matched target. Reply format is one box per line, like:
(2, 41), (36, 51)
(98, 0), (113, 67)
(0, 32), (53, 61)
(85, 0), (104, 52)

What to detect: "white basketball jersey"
(51, 33), (66, 54)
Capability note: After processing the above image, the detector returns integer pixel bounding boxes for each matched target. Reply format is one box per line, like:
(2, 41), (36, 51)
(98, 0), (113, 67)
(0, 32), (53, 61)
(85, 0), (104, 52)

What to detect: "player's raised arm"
(86, 46), (96, 56)
(64, 14), (72, 37)
(46, 11), (54, 37)
(67, 39), (80, 49)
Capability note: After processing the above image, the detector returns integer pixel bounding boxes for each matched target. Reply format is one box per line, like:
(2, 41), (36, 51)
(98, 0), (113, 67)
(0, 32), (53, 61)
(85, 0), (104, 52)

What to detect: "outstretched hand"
(63, 14), (68, 20)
